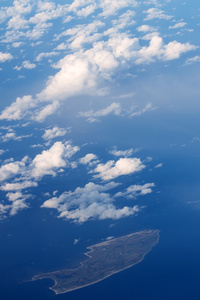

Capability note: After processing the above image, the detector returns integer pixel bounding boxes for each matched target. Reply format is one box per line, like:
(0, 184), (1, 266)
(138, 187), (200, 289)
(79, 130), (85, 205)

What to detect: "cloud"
(130, 103), (156, 116)
(0, 95), (36, 121)
(41, 181), (139, 223)
(1, 180), (38, 191)
(79, 153), (99, 165)
(99, 0), (138, 17)
(137, 24), (157, 32)
(33, 101), (60, 122)
(0, 52), (13, 62)
(169, 22), (186, 29)
(42, 126), (67, 141)
(185, 55), (200, 65)
(36, 51), (59, 62)
(30, 141), (79, 179)
(144, 8), (172, 21)
(115, 183), (155, 198)
(135, 36), (197, 64)
(22, 60), (36, 69)
(78, 102), (122, 122)
(109, 148), (134, 157)
(0, 160), (25, 182)
(155, 163), (163, 168)
(1, 129), (32, 142)
(94, 157), (145, 181)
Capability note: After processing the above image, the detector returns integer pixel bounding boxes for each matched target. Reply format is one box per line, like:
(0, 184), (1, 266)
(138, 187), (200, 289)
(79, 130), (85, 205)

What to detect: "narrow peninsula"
(33, 229), (159, 295)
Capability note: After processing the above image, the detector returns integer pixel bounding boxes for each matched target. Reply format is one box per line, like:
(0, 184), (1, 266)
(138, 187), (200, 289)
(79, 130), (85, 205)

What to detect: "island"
(32, 230), (159, 295)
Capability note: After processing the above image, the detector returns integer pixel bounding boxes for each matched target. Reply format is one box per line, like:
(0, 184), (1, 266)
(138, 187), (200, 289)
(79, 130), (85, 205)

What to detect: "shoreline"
(32, 230), (160, 295)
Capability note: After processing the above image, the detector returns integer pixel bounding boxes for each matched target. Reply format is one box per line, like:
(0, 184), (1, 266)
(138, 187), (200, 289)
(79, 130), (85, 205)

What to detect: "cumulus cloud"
(135, 36), (197, 64)
(109, 148), (134, 157)
(144, 8), (172, 21)
(42, 126), (67, 141)
(30, 141), (79, 179)
(94, 157), (145, 180)
(0, 52), (13, 62)
(0, 95), (36, 121)
(1, 180), (38, 191)
(115, 183), (155, 198)
(41, 181), (139, 223)
(0, 160), (25, 182)
(99, 0), (138, 17)
(79, 153), (99, 166)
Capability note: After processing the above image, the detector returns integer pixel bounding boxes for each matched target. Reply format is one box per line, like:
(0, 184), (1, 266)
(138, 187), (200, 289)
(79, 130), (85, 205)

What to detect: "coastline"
(32, 230), (160, 295)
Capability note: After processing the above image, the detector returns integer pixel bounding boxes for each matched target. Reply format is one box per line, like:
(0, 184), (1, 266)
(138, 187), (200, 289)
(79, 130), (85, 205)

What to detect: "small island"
(33, 230), (159, 295)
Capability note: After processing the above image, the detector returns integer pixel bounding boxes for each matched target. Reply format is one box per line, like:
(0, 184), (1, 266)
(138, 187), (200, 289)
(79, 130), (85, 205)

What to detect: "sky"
(0, 0), (200, 242)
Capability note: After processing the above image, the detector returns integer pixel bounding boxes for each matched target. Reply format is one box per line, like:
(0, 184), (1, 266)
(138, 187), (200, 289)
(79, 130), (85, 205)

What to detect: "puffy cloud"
(42, 126), (67, 141)
(115, 183), (155, 198)
(94, 157), (145, 181)
(99, 0), (138, 17)
(30, 141), (79, 179)
(137, 24), (157, 32)
(109, 148), (134, 157)
(163, 41), (197, 61)
(41, 181), (139, 223)
(144, 8), (172, 21)
(0, 95), (36, 121)
(36, 51), (59, 62)
(135, 36), (197, 64)
(79, 153), (98, 165)
(0, 160), (25, 182)
(0, 52), (13, 62)
(1, 180), (38, 191)
(36, 53), (97, 102)
(33, 101), (60, 122)
(22, 60), (36, 69)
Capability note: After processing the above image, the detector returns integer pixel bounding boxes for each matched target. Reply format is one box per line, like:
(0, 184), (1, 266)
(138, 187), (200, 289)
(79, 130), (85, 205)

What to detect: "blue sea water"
(1, 110), (200, 300)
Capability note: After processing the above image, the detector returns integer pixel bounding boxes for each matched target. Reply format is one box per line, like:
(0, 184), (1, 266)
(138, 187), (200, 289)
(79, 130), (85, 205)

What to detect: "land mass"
(33, 230), (159, 295)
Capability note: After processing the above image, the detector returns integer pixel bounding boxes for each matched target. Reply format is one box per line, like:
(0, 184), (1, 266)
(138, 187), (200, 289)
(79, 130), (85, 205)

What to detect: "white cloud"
(135, 36), (197, 64)
(155, 163), (163, 168)
(0, 52), (13, 62)
(169, 22), (186, 29)
(1, 180), (38, 191)
(185, 55), (200, 65)
(33, 101), (60, 122)
(115, 183), (155, 198)
(0, 95), (36, 121)
(99, 0), (138, 17)
(0, 160), (25, 182)
(144, 8), (172, 21)
(137, 24), (157, 32)
(94, 157), (145, 181)
(42, 126), (67, 141)
(109, 148), (134, 157)
(41, 181), (139, 223)
(78, 102), (122, 122)
(36, 51), (59, 62)
(79, 153), (98, 165)
(30, 141), (79, 179)
(130, 103), (156, 116)
(22, 60), (36, 69)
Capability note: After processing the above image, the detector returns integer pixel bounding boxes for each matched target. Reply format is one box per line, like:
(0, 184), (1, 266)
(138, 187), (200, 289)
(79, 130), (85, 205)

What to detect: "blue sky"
(0, 0), (200, 224)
